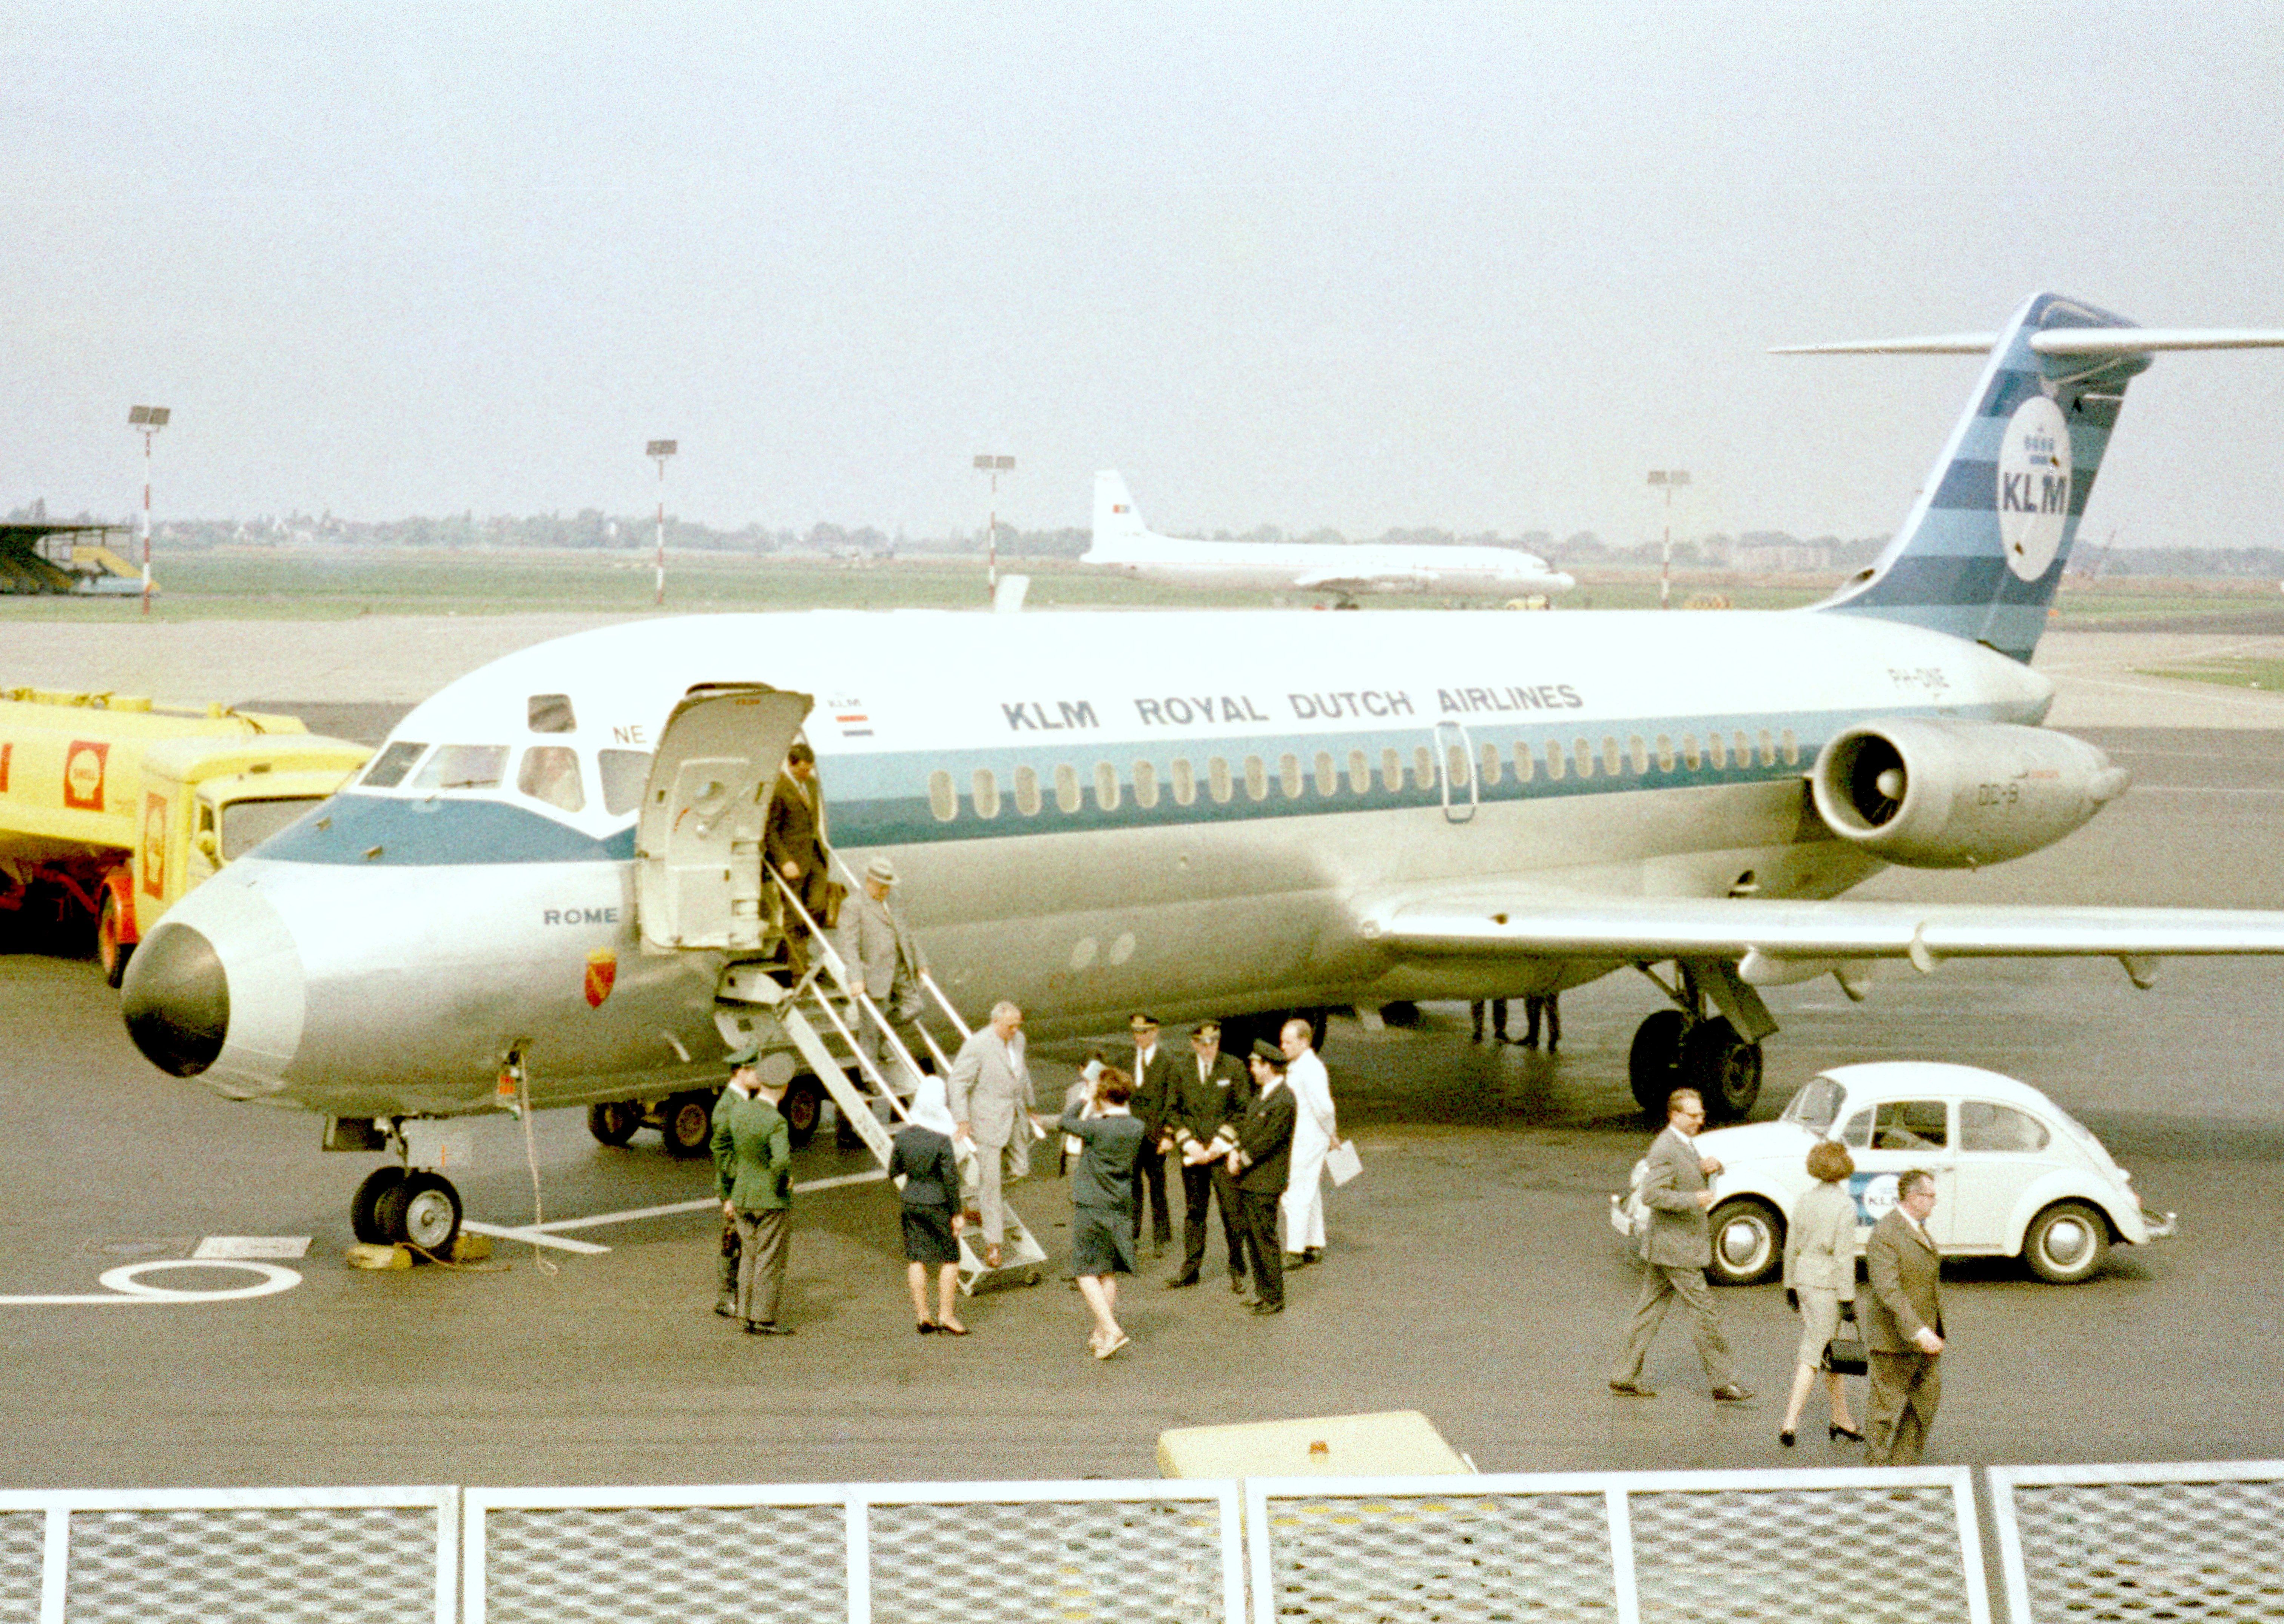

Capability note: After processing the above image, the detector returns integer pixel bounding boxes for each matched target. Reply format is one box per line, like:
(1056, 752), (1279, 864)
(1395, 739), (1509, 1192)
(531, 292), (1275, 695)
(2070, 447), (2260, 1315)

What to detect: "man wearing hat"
(710, 1044), (797, 1334)
(763, 742), (831, 965)
(836, 854), (930, 1085)
(1203, 1042), (1298, 1315)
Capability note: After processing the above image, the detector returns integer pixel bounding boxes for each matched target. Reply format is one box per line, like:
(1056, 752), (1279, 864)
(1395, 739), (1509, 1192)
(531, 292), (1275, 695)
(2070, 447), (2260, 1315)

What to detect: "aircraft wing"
(1292, 567), (1436, 593)
(1359, 891), (2284, 981)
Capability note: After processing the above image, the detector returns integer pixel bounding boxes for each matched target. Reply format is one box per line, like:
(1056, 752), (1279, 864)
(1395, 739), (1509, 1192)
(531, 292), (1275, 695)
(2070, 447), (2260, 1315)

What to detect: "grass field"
(2138, 657), (2284, 692)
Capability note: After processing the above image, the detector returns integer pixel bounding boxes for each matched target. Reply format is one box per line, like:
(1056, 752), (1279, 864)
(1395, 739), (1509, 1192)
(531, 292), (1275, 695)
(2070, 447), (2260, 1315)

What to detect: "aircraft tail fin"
(1801, 293), (2284, 661)
(1090, 470), (1153, 558)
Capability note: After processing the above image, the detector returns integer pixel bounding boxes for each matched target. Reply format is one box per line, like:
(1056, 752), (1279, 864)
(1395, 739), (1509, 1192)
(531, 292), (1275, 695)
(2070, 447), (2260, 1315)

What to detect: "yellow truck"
(0, 689), (369, 983)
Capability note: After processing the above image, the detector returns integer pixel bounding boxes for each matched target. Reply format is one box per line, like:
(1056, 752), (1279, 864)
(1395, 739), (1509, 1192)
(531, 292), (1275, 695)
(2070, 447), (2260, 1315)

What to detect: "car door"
(1949, 1098), (2062, 1251)
(1836, 1096), (1961, 1247)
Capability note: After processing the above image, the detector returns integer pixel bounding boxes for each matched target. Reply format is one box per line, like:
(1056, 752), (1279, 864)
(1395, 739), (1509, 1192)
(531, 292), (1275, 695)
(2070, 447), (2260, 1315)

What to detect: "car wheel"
(1706, 1198), (1783, 1287)
(1628, 1009), (1688, 1114)
(2023, 1200), (2111, 1284)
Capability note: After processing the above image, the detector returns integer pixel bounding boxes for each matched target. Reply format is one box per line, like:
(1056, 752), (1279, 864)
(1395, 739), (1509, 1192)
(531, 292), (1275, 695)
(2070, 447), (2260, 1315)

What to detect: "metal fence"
(1989, 1460), (2284, 1624)
(0, 1487), (457, 1624)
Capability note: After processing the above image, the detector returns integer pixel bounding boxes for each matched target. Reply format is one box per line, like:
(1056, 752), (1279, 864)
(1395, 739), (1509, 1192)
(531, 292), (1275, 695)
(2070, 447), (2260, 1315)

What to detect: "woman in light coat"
(1779, 1139), (1864, 1446)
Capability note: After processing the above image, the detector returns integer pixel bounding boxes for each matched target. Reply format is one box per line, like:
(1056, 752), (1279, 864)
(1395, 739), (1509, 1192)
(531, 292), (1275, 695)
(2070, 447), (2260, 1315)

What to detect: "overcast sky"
(5, 3), (2282, 550)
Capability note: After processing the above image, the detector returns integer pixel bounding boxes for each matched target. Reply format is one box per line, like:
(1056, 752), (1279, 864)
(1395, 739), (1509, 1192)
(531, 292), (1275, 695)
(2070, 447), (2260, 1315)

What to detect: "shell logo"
(63, 740), (109, 811)
(142, 794), (168, 898)
(584, 948), (617, 1009)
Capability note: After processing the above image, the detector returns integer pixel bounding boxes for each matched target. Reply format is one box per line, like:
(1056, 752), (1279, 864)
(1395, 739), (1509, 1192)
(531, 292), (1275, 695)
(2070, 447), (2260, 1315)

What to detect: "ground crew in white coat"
(1278, 1018), (1339, 1265)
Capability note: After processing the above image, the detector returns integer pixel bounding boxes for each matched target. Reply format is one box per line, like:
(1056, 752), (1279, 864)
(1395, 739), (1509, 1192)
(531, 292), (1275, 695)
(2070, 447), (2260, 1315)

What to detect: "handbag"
(1823, 1302), (1868, 1377)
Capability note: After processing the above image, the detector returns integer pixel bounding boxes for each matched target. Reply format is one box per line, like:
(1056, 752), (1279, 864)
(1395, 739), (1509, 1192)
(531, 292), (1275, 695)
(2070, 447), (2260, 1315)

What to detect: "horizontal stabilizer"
(1774, 328), (2284, 357)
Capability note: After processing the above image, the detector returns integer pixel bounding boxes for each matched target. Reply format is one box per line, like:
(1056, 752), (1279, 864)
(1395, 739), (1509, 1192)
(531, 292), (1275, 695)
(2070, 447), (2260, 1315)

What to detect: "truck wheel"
(350, 1166), (405, 1245)
(97, 892), (133, 988)
(661, 1092), (717, 1158)
(781, 1075), (823, 1148)
(587, 1101), (642, 1146)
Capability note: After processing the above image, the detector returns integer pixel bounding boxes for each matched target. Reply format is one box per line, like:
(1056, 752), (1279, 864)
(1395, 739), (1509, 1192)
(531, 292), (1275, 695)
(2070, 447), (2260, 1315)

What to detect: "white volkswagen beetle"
(1609, 1062), (2175, 1287)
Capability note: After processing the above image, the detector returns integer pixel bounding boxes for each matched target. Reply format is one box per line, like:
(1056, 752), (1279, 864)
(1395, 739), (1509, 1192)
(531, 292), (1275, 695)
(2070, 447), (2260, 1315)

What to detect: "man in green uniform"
(712, 1045), (797, 1335)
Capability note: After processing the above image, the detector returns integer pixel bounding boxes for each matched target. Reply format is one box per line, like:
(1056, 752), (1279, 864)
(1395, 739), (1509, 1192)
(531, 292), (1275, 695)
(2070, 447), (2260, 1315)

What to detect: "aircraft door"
(1433, 719), (1478, 824)
(635, 685), (814, 952)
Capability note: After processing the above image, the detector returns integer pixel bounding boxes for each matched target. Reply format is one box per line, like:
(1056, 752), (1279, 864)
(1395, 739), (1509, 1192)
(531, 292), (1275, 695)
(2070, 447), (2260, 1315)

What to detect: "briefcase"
(1823, 1304), (1867, 1377)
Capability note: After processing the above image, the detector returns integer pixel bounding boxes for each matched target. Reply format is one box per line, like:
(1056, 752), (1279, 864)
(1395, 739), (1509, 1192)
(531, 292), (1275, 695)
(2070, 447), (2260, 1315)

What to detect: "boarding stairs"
(708, 862), (1050, 1293)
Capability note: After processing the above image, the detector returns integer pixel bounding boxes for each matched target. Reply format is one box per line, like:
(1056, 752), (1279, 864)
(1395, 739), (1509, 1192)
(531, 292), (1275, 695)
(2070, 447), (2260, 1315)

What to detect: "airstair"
(708, 861), (1051, 1294)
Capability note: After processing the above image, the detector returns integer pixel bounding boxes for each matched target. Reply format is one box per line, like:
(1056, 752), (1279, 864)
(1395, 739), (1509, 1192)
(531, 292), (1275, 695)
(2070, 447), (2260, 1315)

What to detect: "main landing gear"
(1626, 963), (1765, 1122)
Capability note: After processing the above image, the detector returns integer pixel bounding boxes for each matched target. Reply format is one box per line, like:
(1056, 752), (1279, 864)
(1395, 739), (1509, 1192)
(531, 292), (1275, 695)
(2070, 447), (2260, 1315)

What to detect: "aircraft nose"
(121, 921), (230, 1077)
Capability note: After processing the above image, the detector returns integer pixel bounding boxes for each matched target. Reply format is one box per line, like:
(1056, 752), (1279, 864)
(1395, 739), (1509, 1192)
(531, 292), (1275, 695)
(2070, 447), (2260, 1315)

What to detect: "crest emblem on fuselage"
(584, 948), (617, 1009)
(1997, 394), (2071, 581)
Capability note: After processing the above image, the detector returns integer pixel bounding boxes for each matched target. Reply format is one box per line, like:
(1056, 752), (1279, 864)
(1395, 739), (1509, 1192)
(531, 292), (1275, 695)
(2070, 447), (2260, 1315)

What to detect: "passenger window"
(1734, 731), (1752, 768)
(1447, 744), (1468, 786)
(1015, 766), (1042, 816)
(1093, 762), (1120, 812)
(1133, 760), (1159, 810)
(1707, 732), (1728, 769)
(1683, 733), (1702, 770)
(1603, 737), (1622, 776)
(1512, 741), (1534, 783)
(971, 768), (1002, 820)
(1655, 735), (1675, 772)
(1413, 746), (1435, 788)
(1960, 1101), (2050, 1153)
(1545, 740), (1567, 780)
(1572, 739), (1593, 780)
(1278, 753), (1302, 799)
(1781, 727), (1799, 766)
(1627, 736), (1648, 775)
(1172, 758), (1198, 806)
(1840, 1109), (1873, 1149)
(517, 746), (586, 813)
(1758, 729), (1776, 767)
(1479, 741), (1502, 786)
(1872, 1100), (1949, 1151)
(1244, 755), (1269, 801)
(1381, 748), (1404, 792)
(361, 741), (427, 789)
(1346, 750), (1370, 795)
(1314, 751), (1338, 797)
(928, 769), (958, 822)
(527, 694), (576, 734)
(1054, 764), (1081, 814)
(598, 749), (651, 816)
(1208, 757), (1233, 804)
(411, 744), (509, 792)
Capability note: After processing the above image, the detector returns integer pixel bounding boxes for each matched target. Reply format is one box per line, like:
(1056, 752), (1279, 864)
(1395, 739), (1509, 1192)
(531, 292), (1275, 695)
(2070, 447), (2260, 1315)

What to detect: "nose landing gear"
(341, 1122), (468, 1253)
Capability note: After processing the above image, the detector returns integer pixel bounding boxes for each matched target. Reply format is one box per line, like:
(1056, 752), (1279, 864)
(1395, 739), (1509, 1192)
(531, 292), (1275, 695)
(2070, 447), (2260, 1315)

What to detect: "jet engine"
(1809, 718), (2129, 869)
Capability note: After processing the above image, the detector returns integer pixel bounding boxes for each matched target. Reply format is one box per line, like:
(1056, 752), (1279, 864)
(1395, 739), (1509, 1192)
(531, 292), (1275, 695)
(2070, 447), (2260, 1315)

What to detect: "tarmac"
(4, 617), (2284, 1488)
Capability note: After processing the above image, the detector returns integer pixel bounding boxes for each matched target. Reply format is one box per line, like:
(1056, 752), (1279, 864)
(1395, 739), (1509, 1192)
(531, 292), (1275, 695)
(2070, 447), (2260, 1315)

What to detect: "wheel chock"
(449, 1233), (492, 1263)
(346, 1242), (413, 1271)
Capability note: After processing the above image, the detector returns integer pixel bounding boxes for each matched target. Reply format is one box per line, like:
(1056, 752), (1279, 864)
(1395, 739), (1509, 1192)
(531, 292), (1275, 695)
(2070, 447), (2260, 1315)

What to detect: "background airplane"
(117, 291), (2284, 1256)
(1083, 471), (1576, 603)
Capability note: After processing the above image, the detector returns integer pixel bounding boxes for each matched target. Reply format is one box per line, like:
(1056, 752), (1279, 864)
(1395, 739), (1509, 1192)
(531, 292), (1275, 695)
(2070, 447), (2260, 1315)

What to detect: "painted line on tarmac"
(467, 1171), (890, 1255)
(0, 1259), (303, 1307)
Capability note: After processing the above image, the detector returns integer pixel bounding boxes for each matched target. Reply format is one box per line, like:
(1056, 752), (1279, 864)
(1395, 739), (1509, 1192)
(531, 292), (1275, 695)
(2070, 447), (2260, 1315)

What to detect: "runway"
(4, 623), (2283, 1488)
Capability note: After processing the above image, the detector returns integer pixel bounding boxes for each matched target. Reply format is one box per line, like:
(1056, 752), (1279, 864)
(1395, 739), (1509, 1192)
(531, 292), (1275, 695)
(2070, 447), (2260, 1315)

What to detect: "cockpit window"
(1782, 1076), (1846, 1135)
(360, 741), (427, 789)
(517, 746), (586, 812)
(528, 693), (577, 734)
(598, 749), (652, 817)
(409, 744), (509, 792)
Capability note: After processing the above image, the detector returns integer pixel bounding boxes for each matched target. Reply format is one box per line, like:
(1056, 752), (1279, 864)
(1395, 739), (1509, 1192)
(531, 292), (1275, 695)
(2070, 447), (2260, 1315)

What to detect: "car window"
(1839, 1109), (1872, 1148)
(1960, 1100), (2050, 1153)
(1783, 1076), (1846, 1134)
(1872, 1100), (1948, 1151)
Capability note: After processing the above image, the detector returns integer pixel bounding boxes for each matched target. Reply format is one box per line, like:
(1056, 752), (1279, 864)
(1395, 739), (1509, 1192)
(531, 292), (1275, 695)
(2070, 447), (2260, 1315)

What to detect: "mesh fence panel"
(0, 1511), (42, 1624)
(2009, 1478), (2284, 1623)
(1257, 1491), (1619, 1621)
(1627, 1485), (1970, 1624)
(481, 1503), (846, 1624)
(62, 1505), (438, 1624)
(865, 1497), (1229, 1624)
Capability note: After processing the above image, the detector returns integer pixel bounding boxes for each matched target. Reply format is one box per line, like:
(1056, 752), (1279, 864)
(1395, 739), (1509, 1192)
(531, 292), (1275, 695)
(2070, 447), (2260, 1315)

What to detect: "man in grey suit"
(947, 999), (1035, 1270)
(1610, 1088), (1752, 1401)
(1863, 1167), (1946, 1465)
(835, 855), (928, 1083)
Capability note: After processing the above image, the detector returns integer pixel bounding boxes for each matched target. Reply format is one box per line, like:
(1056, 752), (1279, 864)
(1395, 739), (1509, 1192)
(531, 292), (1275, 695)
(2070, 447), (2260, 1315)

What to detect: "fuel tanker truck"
(0, 689), (368, 983)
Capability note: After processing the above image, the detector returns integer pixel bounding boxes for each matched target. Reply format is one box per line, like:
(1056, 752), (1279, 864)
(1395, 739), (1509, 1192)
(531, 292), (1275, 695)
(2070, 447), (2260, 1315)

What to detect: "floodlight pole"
(973, 454), (1014, 601)
(647, 440), (677, 606)
(129, 406), (170, 617)
(1648, 468), (1689, 609)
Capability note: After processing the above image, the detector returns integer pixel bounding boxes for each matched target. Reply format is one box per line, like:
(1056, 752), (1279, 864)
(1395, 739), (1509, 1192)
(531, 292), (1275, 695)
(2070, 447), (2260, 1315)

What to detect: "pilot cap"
(725, 1041), (761, 1069)
(1249, 1040), (1287, 1068)
(865, 856), (899, 885)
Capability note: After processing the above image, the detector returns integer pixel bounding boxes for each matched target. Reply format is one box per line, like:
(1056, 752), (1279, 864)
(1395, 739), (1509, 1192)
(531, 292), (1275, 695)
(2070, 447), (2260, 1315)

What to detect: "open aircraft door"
(635, 685), (814, 953)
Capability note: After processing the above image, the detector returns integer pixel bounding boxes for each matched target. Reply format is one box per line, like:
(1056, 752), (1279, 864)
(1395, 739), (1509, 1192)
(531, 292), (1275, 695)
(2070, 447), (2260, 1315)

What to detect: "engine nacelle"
(1810, 719), (2129, 869)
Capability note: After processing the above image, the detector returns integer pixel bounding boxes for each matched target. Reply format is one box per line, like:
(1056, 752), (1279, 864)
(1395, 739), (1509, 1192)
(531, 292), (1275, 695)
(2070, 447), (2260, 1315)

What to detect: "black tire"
(1706, 1198), (1783, 1287)
(1683, 1016), (1762, 1121)
(781, 1075), (823, 1148)
(587, 1101), (642, 1147)
(662, 1091), (717, 1158)
(350, 1166), (406, 1245)
(1628, 1009), (1688, 1114)
(2023, 1200), (2111, 1284)
(377, 1171), (463, 1252)
(1377, 1000), (1422, 1028)
(97, 891), (133, 988)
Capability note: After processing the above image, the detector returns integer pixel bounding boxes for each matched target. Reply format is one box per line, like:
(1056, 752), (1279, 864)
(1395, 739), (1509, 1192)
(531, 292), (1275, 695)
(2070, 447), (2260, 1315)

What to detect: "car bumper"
(2140, 1205), (2177, 1241)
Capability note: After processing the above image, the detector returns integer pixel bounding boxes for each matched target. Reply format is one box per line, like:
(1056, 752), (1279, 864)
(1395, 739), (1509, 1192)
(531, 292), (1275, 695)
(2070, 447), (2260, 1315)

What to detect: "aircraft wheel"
(378, 1171), (463, 1253)
(1628, 1009), (1688, 1115)
(661, 1092), (717, 1158)
(1684, 1017), (1762, 1120)
(780, 1075), (823, 1148)
(97, 892), (133, 988)
(587, 1101), (642, 1147)
(350, 1166), (406, 1245)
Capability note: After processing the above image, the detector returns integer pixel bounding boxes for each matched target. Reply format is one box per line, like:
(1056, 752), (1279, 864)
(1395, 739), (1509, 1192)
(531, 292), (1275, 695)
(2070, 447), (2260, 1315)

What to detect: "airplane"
(118, 290), (2284, 1256)
(1082, 471), (1578, 603)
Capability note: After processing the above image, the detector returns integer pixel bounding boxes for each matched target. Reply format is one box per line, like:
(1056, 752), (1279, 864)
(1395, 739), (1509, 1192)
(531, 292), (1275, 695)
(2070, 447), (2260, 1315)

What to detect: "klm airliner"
(120, 291), (2284, 1250)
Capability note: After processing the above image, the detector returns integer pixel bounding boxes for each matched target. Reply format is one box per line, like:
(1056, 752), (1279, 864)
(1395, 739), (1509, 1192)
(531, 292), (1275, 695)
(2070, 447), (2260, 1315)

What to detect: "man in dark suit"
(1863, 1167), (1946, 1465)
(1212, 1041), (1297, 1315)
(1162, 1019), (1252, 1293)
(763, 743), (831, 960)
(1126, 1014), (1176, 1256)
(1609, 1088), (1751, 1401)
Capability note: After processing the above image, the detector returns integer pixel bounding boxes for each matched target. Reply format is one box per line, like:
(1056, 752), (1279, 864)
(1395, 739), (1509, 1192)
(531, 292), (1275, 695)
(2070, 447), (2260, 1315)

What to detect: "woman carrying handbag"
(1779, 1139), (1865, 1447)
